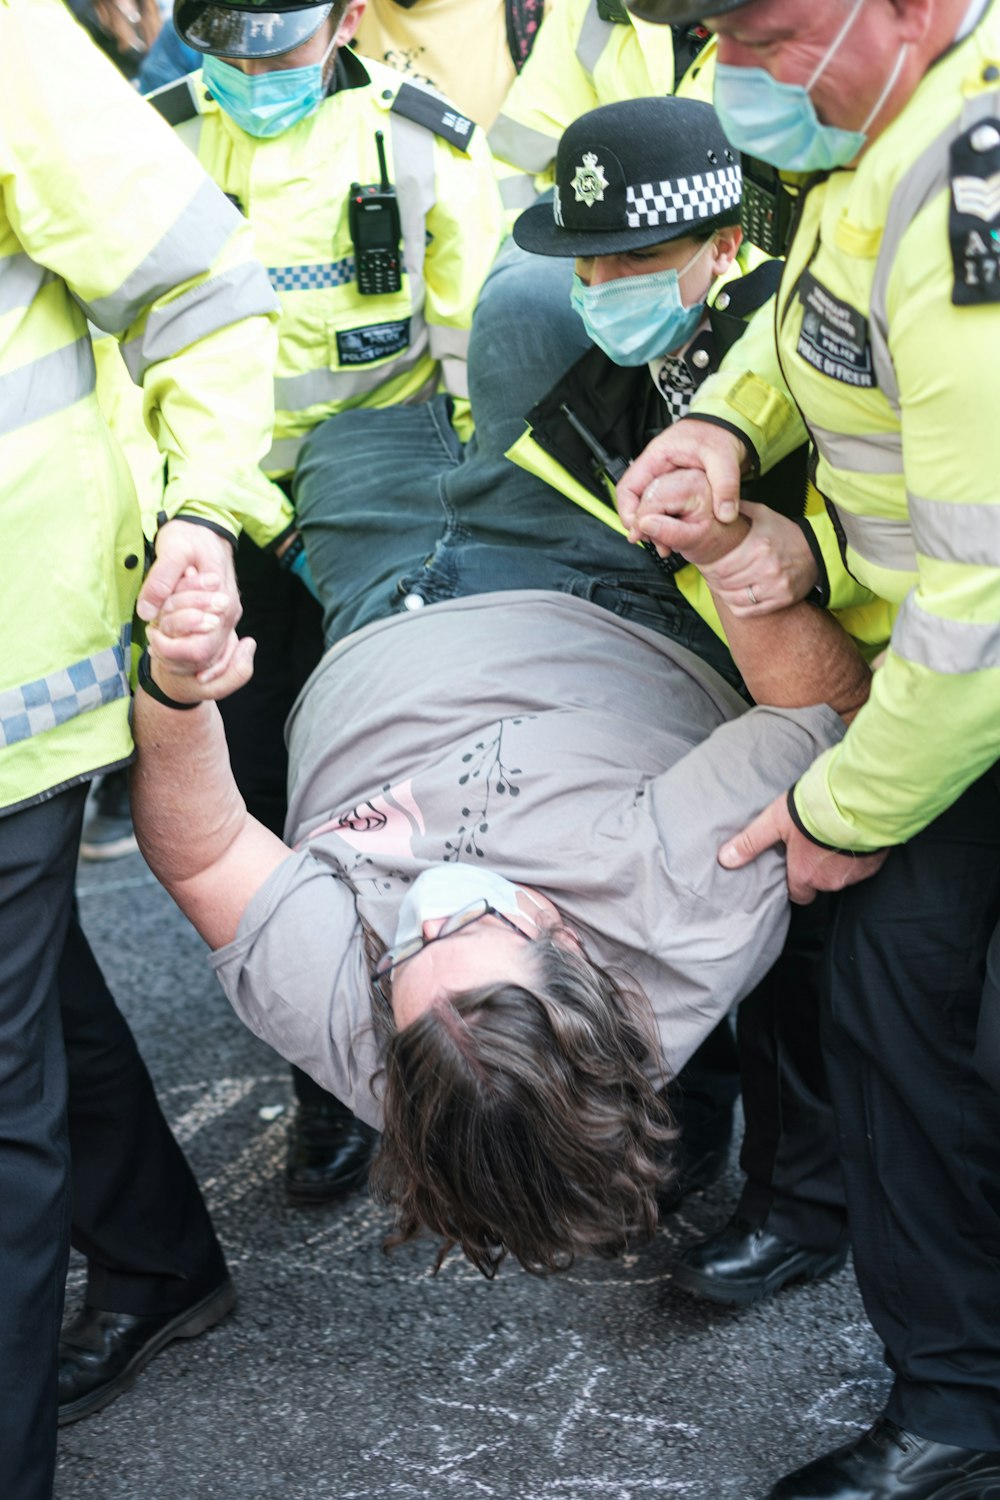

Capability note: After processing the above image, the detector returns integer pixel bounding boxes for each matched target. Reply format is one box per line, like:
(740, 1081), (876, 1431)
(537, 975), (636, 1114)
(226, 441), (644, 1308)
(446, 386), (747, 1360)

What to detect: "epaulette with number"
(389, 82), (476, 154)
(146, 76), (201, 128)
(949, 116), (1000, 305)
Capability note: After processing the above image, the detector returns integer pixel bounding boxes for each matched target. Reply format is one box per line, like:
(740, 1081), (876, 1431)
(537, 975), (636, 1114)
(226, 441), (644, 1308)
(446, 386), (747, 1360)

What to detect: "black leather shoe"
(284, 1099), (378, 1206)
(58, 1275), (236, 1426)
(672, 1217), (848, 1305)
(765, 1415), (1000, 1498)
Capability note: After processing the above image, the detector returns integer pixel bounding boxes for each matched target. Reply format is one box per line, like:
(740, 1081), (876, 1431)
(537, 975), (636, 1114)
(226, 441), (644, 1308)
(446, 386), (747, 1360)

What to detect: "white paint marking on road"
(169, 1077), (260, 1146)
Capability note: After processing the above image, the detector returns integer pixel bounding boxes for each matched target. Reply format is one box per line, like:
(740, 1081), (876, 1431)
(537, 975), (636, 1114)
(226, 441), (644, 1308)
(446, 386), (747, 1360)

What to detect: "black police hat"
(174, 0), (333, 58)
(513, 96), (741, 259)
(626, 0), (750, 22)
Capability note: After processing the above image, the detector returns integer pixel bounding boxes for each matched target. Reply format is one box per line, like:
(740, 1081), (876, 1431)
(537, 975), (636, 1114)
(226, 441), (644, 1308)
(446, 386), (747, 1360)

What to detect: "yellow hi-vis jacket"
(146, 50), (505, 500)
(487, 2), (715, 217)
(0, 0), (279, 816)
(687, 3), (1000, 852)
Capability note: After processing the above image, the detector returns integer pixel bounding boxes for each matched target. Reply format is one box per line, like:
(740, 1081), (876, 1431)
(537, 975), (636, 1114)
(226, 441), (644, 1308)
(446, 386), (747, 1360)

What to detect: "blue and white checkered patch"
(625, 164), (742, 229)
(0, 625), (131, 749)
(267, 257), (356, 293)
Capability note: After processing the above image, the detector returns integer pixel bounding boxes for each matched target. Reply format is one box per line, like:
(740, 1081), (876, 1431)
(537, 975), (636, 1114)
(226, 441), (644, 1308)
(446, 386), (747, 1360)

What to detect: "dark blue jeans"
(294, 240), (740, 690)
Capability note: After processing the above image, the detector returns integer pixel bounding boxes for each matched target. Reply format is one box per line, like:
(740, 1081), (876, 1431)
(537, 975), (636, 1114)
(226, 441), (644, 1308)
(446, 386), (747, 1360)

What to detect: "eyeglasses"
(371, 899), (533, 1003)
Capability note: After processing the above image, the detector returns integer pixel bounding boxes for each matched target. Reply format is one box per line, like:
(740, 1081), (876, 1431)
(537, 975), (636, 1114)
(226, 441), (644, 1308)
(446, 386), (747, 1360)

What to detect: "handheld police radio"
(740, 155), (797, 256)
(559, 404), (683, 579)
(349, 131), (402, 296)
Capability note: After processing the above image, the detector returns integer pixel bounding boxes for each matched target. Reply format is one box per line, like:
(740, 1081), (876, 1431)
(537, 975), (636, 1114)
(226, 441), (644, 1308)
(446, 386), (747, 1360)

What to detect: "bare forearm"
(131, 690), (248, 893)
(710, 587), (871, 722)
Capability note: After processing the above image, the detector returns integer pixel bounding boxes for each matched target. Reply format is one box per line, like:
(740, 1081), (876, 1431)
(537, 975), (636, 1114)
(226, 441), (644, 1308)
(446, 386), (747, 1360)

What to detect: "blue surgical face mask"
(203, 34), (337, 139)
(393, 865), (543, 948)
(713, 0), (909, 174)
(570, 238), (715, 367)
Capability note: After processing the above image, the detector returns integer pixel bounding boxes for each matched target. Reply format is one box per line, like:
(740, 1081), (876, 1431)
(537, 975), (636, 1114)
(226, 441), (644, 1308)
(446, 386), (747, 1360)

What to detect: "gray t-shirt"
(211, 591), (843, 1127)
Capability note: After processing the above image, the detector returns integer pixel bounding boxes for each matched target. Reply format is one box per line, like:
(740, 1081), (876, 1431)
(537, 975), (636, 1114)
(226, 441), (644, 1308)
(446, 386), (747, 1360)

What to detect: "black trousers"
(734, 899), (846, 1249)
(1, 786), (224, 1500)
(822, 769), (1000, 1447)
(63, 903), (227, 1315)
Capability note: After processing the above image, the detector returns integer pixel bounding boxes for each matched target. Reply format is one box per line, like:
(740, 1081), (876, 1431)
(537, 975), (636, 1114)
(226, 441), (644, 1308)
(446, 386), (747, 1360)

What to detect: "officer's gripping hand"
(137, 520), (242, 679)
(719, 792), (889, 906)
(146, 569), (256, 702)
(146, 567), (253, 693)
(700, 503), (819, 615)
(617, 418), (750, 535)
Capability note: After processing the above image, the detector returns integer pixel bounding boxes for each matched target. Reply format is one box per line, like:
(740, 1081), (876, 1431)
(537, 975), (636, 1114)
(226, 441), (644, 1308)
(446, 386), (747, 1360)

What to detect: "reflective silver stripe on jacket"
(428, 324), (469, 361)
(274, 108), (436, 411)
(79, 178), (244, 334)
(0, 625), (131, 750)
(893, 593), (1000, 674)
(274, 337), (431, 409)
(438, 355), (469, 400)
(869, 85), (1000, 412)
(0, 335), (96, 438)
(0, 252), (51, 316)
(120, 259), (279, 383)
(498, 173), (543, 211)
(174, 115), (204, 158)
(909, 491), (1000, 567)
(810, 422), (903, 476)
(832, 503), (917, 573)
(262, 434), (304, 475)
(487, 114), (557, 174)
(576, 0), (611, 74)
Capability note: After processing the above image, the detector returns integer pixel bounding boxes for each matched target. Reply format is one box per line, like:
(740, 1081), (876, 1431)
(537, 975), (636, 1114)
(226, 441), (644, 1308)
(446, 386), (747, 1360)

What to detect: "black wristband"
(276, 531), (305, 571)
(156, 513), (238, 553)
(136, 649), (199, 711)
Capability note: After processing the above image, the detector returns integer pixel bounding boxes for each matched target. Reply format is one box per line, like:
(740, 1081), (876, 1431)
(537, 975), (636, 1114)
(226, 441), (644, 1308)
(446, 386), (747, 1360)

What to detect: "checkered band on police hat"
(626, 163), (743, 230)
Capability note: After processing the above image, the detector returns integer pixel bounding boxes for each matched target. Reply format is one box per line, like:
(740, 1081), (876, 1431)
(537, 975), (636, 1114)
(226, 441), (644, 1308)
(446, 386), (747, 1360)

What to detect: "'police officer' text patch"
(950, 119), (1000, 305)
(796, 270), (874, 388)
(336, 319), (411, 366)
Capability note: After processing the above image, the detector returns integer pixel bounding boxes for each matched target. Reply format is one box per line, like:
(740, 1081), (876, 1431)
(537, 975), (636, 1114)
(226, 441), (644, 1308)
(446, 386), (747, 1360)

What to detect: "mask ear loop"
(318, 25), (340, 81)
(859, 42), (910, 134)
(677, 236), (718, 280)
(806, 0), (866, 92)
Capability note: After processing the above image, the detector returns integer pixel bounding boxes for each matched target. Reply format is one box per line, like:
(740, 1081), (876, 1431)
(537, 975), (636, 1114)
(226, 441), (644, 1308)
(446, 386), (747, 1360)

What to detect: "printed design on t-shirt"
(382, 47), (435, 91)
(444, 716), (533, 863)
(306, 780), (424, 861)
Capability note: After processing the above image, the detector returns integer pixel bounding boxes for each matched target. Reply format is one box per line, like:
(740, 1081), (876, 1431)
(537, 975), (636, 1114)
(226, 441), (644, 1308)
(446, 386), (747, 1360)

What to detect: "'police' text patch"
(796, 270), (874, 388)
(336, 319), (411, 367)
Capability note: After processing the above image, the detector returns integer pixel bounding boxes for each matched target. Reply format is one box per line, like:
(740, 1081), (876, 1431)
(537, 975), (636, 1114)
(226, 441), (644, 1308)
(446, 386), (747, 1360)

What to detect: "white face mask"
(393, 864), (545, 947)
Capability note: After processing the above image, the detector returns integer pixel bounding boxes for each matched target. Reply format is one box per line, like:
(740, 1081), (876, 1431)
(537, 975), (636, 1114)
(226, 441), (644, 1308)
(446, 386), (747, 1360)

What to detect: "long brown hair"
(369, 936), (676, 1278)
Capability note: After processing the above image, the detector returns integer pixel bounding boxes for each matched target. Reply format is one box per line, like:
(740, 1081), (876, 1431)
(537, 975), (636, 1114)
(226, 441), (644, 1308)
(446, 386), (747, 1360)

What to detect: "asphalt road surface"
(57, 847), (889, 1500)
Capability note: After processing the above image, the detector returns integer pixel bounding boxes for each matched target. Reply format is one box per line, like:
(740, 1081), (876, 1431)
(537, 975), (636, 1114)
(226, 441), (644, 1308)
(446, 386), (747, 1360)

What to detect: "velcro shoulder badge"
(949, 118), (1000, 305)
(390, 82), (476, 153)
(146, 76), (201, 128)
